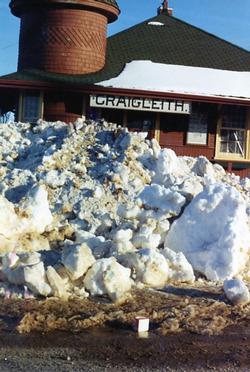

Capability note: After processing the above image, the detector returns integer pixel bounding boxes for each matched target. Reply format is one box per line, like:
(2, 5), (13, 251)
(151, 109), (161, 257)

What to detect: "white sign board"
(187, 112), (208, 145)
(90, 95), (190, 114)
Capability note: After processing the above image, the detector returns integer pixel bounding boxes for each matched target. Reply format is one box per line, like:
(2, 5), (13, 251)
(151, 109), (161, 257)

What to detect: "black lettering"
(106, 95), (116, 106)
(161, 100), (165, 110)
(168, 101), (173, 110)
(131, 98), (141, 108)
(95, 95), (105, 106)
(116, 96), (127, 107)
(151, 99), (160, 110)
(175, 101), (185, 111)
(142, 98), (151, 109)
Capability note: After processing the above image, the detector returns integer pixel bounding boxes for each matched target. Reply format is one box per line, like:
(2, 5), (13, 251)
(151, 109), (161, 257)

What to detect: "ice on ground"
(223, 278), (250, 305)
(165, 183), (250, 281)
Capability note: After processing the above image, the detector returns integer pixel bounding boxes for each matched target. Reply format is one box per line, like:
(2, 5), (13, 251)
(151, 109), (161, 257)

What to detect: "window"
(21, 91), (42, 123)
(219, 106), (247, 158)
(187, 107), (208, 145)
(127, 110), (155, 131)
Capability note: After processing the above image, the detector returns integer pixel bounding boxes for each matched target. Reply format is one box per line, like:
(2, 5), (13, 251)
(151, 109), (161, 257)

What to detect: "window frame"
(18, 90), (44, 123)
(215, 105), (250, 161)
(186, 106), (208, 146)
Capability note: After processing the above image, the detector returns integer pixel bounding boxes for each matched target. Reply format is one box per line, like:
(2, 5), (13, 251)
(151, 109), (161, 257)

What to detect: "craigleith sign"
(90, 95), (190, 114)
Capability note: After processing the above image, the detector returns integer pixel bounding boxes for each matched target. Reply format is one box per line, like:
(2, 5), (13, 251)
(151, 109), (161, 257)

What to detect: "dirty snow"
(0, 119), (250, 301)
(224, 278), (250, 305)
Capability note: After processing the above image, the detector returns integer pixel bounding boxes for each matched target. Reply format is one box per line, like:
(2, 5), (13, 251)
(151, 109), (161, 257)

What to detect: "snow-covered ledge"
(97, 60), (250, 100)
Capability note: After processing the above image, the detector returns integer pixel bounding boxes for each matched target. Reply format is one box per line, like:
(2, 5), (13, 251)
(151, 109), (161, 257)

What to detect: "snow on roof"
(147, 21), (165, 26)
(97, 60), (250, 100)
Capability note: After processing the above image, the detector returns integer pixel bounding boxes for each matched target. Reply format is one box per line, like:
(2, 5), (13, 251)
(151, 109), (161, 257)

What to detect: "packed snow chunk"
(75, 231), (111, 259)
(165, 183), (250, 281)
(4, 260), (51, 297)
(62, 241), (96, 281)
(122, 249), (169, 288)
(83, 257), (132, 301)
(0, 195), (22, 240)
(46, 266), (70, 299)
(172, 176), (203, 200)
(223, 278), (250, 305)
(2, 252), (20, 269)
(132, 224), (161, 250)
(162, 247), (195, 283)
(113, 229), (133, 242)
(110, 229), (135, 255)
(190, 156), (217, 178)
(44, 170), (66, 188)
(23, 261), (51, 296)
(19, 185), (53, 234)
(138, 184), (186, 216)
(117, 204), (141, 220)
(153, 148), (189, 187)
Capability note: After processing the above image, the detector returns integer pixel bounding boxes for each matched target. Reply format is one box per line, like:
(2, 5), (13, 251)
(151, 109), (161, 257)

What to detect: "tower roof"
(10, 0), (120, 21)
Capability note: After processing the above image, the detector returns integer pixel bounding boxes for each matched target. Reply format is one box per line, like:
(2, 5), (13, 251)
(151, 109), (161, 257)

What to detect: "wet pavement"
(0, 286), (250, 371)
(0, 325), (250, 371)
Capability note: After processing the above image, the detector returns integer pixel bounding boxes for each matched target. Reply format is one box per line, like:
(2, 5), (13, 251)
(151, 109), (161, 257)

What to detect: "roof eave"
(1, 79), (250, 106)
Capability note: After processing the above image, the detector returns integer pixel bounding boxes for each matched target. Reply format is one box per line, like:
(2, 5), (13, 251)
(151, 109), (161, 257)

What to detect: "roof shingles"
(1, 13), (250, 85)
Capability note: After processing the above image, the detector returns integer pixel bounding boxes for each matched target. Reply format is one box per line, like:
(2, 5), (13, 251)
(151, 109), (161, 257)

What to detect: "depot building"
(1, 0), (250, 176)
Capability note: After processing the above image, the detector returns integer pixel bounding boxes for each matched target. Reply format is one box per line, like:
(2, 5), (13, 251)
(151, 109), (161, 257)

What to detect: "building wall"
(159, 104), (217, 159)
(43, 91), (84, 122)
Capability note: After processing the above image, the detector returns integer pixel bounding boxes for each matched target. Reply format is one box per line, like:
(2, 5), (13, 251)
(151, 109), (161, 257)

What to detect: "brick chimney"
(9, 0), (120, 75)
(158, 0), (173, 16)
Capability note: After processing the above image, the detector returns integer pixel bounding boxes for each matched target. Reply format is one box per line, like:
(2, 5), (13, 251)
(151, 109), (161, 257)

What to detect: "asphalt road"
(0, 325), (249, 371)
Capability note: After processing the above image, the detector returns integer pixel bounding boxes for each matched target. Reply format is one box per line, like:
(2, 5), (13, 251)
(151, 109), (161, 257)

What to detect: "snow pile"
(165, 183), (250, 281)
(0, 119), (250, 301)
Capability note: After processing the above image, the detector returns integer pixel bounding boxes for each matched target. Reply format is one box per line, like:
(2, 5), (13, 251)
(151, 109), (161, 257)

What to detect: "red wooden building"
(1, 0), (250, 175)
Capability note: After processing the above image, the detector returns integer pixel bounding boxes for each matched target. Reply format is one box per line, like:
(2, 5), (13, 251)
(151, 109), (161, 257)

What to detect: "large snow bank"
(165, 183), (250, 281)
(98, 60), (250, 100)
(0, 119), (250, 301)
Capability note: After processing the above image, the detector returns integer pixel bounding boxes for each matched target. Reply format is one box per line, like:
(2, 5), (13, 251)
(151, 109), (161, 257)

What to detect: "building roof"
(1, 12), (250, 86)
(99, 60), (250, 100)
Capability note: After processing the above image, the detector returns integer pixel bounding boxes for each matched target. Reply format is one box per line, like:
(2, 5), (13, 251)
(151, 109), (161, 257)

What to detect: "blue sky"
(0, 0), (250, 75)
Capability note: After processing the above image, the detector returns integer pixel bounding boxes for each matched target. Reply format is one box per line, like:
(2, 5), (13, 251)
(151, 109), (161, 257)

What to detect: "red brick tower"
(10, 0), (120, 75)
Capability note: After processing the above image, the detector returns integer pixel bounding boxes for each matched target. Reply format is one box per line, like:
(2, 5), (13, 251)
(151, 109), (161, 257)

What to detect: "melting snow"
(0, 119), (250, 302)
